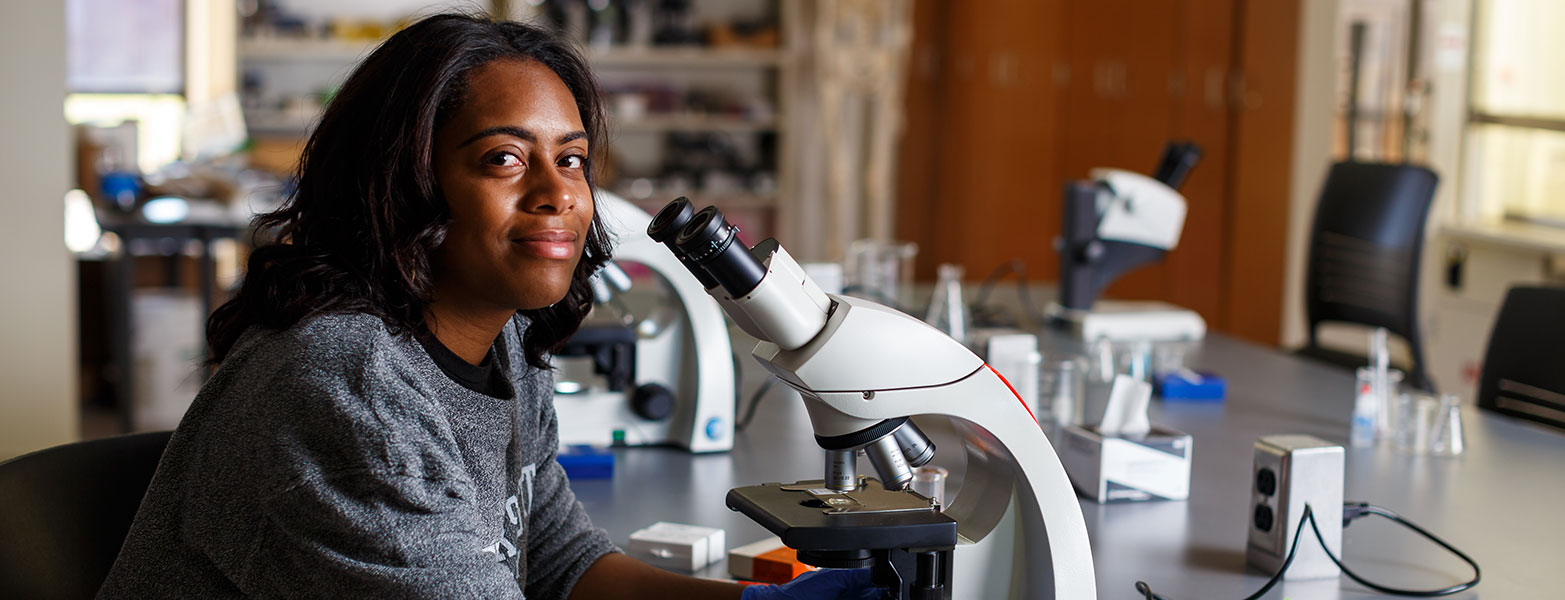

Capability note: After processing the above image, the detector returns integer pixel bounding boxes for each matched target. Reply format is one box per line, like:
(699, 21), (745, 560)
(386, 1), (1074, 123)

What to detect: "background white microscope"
(649, 197), (1097, 599)
(1051, 142), (1206, 343)
(550, 193), (737, 453)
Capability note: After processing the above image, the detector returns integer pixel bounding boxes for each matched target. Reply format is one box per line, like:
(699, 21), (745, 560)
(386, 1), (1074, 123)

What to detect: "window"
(1467, 0), (1565, 227)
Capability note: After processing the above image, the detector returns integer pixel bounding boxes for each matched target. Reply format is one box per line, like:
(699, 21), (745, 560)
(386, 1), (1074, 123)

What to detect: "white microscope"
(550, 193), (737, 453)
(649, 198), (1096, 599)
(1051, 143), (1206, 342)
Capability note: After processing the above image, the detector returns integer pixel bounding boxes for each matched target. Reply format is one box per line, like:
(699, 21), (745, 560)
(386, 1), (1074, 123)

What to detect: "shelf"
(612, 114), (775, 133)
(244, 111), (318, 135)
(1442, 220), (1565, 255)
(587, 47), (785, 68)
(239, 39), (785, 68)
(624, 192), (776, 211)
(239, 37), (379, 61)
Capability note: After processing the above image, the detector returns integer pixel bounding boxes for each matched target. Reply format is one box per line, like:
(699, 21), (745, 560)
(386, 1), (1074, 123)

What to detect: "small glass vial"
(1351, 367), (1378, 447)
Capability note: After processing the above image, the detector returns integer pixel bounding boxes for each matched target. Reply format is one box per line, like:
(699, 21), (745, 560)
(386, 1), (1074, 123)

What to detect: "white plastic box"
(627, 522), (725, 572)
(1058, 424), (1193, 502)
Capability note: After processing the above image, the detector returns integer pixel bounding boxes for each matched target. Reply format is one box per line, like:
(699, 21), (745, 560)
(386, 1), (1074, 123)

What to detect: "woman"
(98, 14), (879, 600)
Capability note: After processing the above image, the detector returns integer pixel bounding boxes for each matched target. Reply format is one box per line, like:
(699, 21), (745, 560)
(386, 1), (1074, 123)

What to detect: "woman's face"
(432, 58), (594, 312)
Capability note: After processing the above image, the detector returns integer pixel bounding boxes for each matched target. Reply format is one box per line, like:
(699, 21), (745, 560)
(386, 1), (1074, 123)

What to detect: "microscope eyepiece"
(646, 197), (720, 289)
(647, 196), (694, 244)
(673, 205), (767, 298)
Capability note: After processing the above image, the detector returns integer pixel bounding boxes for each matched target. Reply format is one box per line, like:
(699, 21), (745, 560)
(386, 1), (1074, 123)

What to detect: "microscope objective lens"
(824, 449), (858, 491)
(865, 434), (914, 490)
(892, 421), (936, 468)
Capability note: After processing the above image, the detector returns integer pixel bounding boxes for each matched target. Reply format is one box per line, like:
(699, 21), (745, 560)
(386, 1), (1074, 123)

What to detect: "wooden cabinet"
(898, 0), (1299, 345)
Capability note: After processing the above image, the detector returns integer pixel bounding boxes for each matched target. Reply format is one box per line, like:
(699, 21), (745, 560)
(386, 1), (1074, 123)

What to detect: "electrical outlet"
(1246, 435), (1344, 581)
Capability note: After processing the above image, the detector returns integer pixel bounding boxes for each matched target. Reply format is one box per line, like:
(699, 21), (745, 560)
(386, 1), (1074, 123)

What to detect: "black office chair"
(1478, 286), (1565, 431)
(0, 430), (172, 600)
(1299, 161), (1439, 392)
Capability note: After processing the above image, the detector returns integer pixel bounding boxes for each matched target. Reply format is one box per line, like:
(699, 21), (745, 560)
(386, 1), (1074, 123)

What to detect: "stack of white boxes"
(628, 522), (726, 572)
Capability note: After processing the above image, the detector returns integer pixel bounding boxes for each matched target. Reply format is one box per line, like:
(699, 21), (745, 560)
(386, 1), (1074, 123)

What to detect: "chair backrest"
(0, 430), (172, 600)
(1304, 161), (1439, 385)
(1479, 286), (1565, 430)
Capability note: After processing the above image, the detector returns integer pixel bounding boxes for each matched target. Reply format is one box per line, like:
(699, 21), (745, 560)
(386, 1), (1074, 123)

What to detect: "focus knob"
(631, 383), (675, 421)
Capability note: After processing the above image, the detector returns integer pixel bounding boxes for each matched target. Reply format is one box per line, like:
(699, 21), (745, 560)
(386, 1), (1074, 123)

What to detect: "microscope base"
(726, 479), (956, 600)
(1052, 299), (1207, 342)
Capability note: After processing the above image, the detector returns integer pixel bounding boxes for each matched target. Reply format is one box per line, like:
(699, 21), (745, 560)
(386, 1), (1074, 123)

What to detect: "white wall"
(0, 1), (76, 459)
(1280, 0), (1342, 348)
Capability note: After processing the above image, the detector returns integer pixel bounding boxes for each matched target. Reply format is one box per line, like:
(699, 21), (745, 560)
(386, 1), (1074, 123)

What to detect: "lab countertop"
(569, 331), (1564, 598)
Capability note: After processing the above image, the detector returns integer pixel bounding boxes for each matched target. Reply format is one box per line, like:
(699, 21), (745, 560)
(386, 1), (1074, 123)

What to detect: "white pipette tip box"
(1059, 424), (1193, 503)
(628, 521), (726, 572)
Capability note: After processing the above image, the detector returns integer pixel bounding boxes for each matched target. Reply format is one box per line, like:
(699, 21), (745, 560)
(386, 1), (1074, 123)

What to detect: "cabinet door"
(899, 0), (1294, 344)
(1165, 0), (1237, 326)
(1222, 0), (1300, 345)
(1059, 0), (1182, 301)
(898, 0), (1067, 282)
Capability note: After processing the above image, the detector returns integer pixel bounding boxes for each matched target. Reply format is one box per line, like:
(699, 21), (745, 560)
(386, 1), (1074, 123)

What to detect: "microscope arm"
(647, 198), (1096, 598)
(753, 294), (1097, 598)
(1057, 146), (1200, 314)
(1057, 181), (1169, 312)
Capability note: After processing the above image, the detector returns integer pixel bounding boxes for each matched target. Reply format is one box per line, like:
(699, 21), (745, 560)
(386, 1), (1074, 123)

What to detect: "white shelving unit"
(239, 37), (377, 61)
(613, 114), (777, 133)
(238, 3), (797, 240)
(589, 47), (784, 68)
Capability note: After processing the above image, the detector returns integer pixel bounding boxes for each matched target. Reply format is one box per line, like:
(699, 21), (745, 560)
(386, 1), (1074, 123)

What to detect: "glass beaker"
(1116, 340), (1154, 383)
(1151, 340), (1194, 378)
(1393, 391), (1439, 455)
(1373, 369), (1405, 444)
(1088, 337), (1117, 383)
(1040, 356), (1087, 427)
(1428, 393), (1466, 457)
(844, 239), (918, 311)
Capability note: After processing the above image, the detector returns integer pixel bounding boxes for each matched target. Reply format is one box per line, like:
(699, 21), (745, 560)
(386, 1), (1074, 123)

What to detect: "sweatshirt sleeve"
(520, 376), (620, 600)
(241, 468), (525, 599)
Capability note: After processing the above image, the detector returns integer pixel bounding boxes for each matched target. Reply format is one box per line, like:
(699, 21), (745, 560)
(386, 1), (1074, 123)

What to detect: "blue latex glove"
(740, 568), (886, 600)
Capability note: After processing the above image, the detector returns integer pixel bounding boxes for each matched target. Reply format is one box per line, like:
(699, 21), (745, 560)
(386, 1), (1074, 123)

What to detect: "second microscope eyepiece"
(674, 205), (767, 298)
(646, 197), (720, 289)
(648, 196), (694, 244)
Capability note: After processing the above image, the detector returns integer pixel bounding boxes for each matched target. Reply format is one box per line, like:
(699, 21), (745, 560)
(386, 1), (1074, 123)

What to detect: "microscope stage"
(725, 478), (958, 555)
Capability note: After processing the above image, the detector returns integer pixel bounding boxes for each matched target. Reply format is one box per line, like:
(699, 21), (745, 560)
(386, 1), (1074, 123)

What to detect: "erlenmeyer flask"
(924, 264), (971, 344)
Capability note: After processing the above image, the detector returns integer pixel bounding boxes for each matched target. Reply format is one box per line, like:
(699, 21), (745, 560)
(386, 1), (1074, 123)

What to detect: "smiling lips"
(512, 230), (579, 259)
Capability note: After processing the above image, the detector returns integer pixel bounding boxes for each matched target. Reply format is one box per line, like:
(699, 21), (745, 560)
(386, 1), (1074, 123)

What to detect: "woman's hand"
(739, 569), (886, 600)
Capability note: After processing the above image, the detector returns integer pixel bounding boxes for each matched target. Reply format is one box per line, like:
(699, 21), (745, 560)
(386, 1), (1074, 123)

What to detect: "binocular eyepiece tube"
(646, 197), (720, 290)
(649, 197), (767, 298)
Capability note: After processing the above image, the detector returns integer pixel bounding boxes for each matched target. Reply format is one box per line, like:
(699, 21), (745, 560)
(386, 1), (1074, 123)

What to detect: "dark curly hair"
(207, 14), (612, 369)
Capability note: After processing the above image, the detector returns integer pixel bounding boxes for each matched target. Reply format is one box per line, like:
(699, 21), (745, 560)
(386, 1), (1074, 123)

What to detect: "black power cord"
(970, 259), (1050, 329)
(1135, 502), (1480, 599)
(735, 376), (775, 433)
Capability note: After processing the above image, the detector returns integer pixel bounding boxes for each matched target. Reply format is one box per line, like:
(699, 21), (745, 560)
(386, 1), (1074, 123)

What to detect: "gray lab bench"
(568, 332), (1564, 598)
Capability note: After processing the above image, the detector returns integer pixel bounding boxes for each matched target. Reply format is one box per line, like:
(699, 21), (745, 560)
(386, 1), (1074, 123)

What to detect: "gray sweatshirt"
(98, 312), (618, 599)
